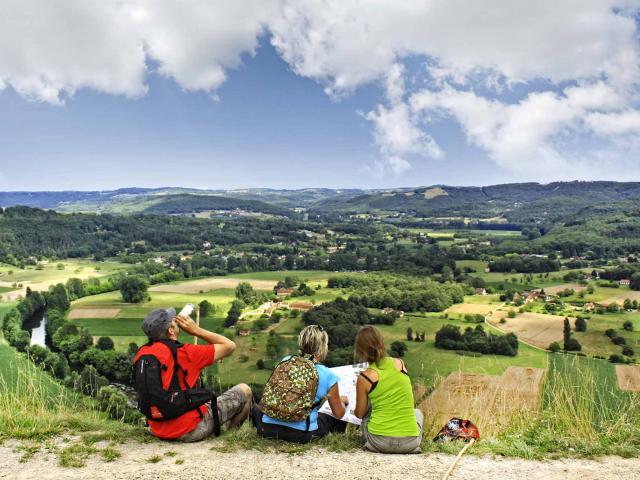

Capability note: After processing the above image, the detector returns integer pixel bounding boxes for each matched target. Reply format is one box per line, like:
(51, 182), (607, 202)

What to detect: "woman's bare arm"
(354, 369), (378, 419)
(326, 383), (346, 419)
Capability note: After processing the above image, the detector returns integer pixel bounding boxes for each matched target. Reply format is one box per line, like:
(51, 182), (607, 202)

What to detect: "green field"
(574, 312), (640, 357)
(0, 259), (127, 284)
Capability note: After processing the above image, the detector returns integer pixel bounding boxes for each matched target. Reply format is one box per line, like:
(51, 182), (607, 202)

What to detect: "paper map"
(318, 362), (368, 425)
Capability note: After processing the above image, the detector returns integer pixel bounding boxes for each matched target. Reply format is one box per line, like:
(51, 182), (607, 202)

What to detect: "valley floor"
(1, 440), (639, 480)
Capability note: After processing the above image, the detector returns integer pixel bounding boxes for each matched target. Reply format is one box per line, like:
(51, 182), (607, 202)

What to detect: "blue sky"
(0, 1), (638, 191)
(0, 42), (501, 191)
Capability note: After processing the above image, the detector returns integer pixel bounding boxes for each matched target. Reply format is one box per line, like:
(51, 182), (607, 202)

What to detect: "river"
(23, 309), (47, 347)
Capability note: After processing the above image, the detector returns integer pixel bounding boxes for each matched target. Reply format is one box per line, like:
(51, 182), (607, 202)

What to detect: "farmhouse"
(289, 301), (314, 311)
(475, 288), (487, 296)
(276, 287), (294, 296)
(583, 302), (596, 312)
(382, 307), (405, 317)
(620, 279), (631, 286)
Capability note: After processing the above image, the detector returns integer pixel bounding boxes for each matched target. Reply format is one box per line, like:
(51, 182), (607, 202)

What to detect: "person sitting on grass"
(134, 307), (252, 442)
(251, 324), (348, 443)
(353, 325), (424, 453)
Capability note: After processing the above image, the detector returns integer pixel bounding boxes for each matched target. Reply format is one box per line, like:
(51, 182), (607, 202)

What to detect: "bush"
(622, 346), (635, 357)
(119, 275), (149, 303)
(96, 336), (115, 351)
(612, 336), (626, 346)
(548, 341), (561, 353)
(574, 317), (587, 332)
(389, 341), (408, 357)
(198, 300), (214, 318)
(435, 324), (518, 356)
(507, 310), (516, 318)
(564, 337), (582, 352)
(609, 354), (625, 363)
(256, 359), (265, 370)
(97, 386), (129, 420)
(605, 328), (616, 338)
(79, 365), (109, 397)
(623, 320), (634, 332)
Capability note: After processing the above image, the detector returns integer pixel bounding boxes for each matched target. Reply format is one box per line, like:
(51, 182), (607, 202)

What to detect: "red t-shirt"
(148, 343), (216, 439)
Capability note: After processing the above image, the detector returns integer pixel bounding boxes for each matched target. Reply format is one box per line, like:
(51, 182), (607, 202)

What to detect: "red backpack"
(132, 340), (219, 435)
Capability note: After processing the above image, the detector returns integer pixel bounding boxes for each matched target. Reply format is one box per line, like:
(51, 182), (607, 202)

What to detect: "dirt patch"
(0, 290), (24, 301)
(419, 367), (545, 436)
(616, 365), (640, 392)
(68, 308), (121, 319)
(489, 312), (572, 349)
(544, 283), (588, 295)
(149, 278), (277, 294)
(2, 441), (638, 480)
(600, 290), (640, 306)
(446, 304), (495, 315)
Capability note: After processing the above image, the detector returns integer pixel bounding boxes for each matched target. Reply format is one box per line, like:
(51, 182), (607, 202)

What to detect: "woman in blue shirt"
(252, 325), (348, 443)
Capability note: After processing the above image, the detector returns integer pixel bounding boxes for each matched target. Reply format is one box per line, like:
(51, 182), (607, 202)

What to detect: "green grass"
(0, 259), (127, 284)
(574, 313), (640, 357)
(232, 271), (334, 281)
(376, 313), (548, 385)
(0, 337), (147, 466)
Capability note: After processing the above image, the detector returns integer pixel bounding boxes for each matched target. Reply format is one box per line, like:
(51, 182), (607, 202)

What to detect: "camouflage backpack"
(259, 354), (320, 427)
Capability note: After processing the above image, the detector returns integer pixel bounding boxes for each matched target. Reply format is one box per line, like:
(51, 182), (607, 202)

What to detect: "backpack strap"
(154, 339), (220, 435)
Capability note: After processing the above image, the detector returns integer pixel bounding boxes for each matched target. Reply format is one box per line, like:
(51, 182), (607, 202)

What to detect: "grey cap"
(141, 307), (176, 340)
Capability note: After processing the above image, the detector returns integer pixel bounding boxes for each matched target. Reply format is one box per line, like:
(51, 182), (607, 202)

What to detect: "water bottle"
(179, 303), (195, 317)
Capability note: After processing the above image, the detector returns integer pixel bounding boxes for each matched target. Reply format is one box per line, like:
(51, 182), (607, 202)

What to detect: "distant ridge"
(2, 181), (640, 218)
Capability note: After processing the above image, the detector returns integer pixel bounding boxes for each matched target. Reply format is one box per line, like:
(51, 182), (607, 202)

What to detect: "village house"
(289, 301), (314, 311)
(382, 307), (405, 317)
(202, 241), (211, 249)
(475, 288), (487, 296)
(276, 287), (294, 296)
(583, 302), (596, 312)
(620, 279), (631, 286)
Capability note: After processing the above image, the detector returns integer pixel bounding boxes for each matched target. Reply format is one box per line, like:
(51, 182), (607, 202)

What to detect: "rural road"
(2, 441), (639, 480)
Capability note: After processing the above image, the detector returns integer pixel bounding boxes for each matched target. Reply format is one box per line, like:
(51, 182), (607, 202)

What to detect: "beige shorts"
(361, 409), (424, 454)
(178, 385), (247, 443)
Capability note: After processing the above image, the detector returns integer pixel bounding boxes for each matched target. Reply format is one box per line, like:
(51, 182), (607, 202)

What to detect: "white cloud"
(0, 0), (279, 103)
(135, 0), (279, 92)
(2, 0), (640, 177)
(0, 0), (147, 104)
(410, 81), (634, 175)
(269, 0), (640, 176)
(586, 110), (640, 136)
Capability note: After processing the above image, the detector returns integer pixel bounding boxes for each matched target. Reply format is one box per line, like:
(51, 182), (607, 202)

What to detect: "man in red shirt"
(140, 307), (252, 442)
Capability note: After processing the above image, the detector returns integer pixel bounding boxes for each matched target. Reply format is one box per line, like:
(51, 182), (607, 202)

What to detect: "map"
(318, 362), (369, 425)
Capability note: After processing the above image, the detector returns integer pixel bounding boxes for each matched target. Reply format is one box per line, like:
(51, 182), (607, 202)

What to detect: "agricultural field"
(0, 259), (127, 301)
(420, 366), (545, 436)
(617, 365), (640, 392)
(455, 260), (594, 290)
(574, 312), (640, 357)
(489, 312), (574, 350)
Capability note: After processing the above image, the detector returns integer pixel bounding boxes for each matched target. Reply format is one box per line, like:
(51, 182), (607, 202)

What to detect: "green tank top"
(367, 357), (419, 437)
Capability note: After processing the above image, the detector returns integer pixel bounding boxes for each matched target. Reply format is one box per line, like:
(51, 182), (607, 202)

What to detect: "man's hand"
(174, 315), (199, 335)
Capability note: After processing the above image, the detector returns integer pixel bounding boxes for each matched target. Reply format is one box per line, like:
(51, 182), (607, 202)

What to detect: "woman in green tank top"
(353, 326), (424, 454)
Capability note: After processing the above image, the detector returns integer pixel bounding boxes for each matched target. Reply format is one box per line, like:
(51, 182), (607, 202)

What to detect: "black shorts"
(251, 404), (347, 444)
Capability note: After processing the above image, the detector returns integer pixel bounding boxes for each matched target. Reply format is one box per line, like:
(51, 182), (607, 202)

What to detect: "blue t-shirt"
(262, 359), (339, 431)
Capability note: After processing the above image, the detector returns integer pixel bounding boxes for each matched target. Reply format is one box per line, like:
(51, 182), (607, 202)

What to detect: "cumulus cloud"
(269, 0), (640, 176)
(0, 0), (279, 103)
(0, 0), (147, 104)
(2, 0), (640, 176)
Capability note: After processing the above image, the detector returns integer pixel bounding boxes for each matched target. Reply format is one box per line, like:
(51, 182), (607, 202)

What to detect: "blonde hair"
(299, 325), (329, 362)
(354, 325), (387, 365)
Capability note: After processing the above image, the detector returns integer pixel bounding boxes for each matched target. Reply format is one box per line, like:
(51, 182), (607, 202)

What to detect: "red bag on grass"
(433, 418), (480, 442)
